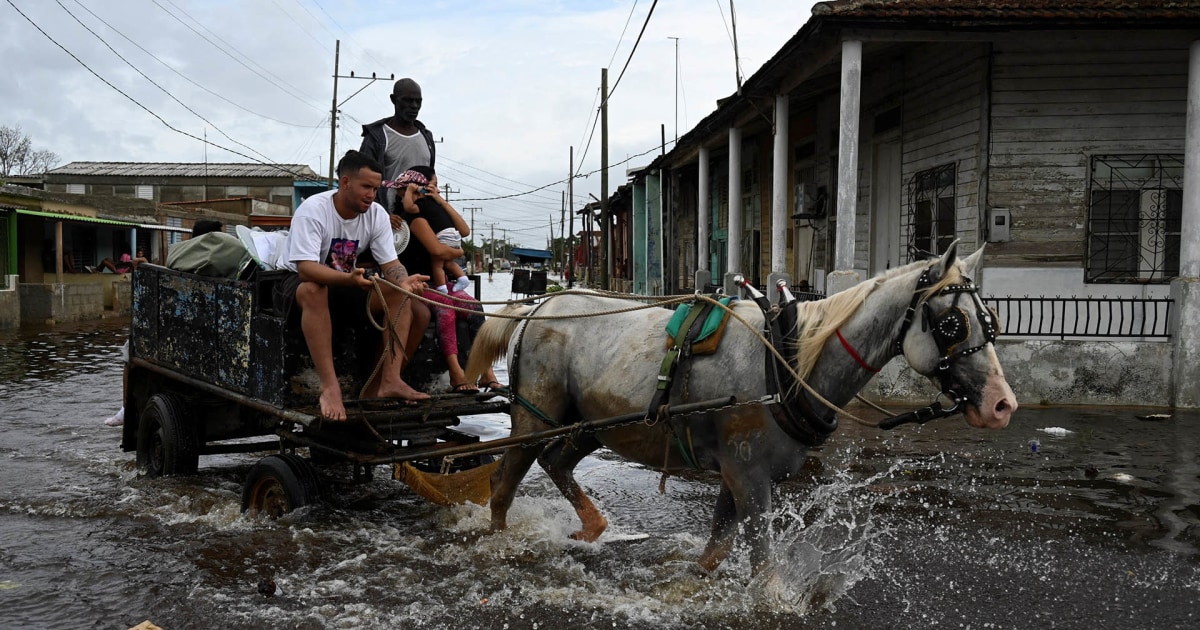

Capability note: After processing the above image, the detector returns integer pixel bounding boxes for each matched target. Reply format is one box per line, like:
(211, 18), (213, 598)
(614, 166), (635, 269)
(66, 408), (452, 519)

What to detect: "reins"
(362, 263), (996, 433)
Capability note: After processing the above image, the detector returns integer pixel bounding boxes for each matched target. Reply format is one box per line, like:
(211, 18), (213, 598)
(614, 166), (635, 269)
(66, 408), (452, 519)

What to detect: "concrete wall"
(0, 275), (18, 329)
(19, 283), (104, 325)
(868, 338), (1173, 408)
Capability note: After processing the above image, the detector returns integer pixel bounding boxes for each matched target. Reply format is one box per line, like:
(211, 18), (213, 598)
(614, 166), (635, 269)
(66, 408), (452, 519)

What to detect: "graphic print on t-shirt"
(327, 238), (359, 272)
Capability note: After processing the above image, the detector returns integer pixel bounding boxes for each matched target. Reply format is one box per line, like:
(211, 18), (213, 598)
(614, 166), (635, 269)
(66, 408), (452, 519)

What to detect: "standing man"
(360, 78), (436, 211)
(275, 150), (431, 421)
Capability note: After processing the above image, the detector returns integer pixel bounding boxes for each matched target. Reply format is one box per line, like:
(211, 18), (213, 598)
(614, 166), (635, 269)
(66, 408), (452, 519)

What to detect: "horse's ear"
(961, 244), (985, 279)
(935, 239), (960, 280)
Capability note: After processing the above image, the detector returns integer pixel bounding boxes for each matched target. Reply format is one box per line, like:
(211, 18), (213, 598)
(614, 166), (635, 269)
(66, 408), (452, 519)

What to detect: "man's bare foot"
(377, 379), (431, 402)
(319, 386), (348, 421)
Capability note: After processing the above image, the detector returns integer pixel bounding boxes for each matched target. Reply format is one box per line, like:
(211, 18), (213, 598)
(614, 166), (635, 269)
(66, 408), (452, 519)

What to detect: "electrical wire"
(602, 0), (658, 107)
(55, 0), (276, 164)
(6, 0), (319, 181)
(149, 0), (323, 111)
(71, 0), (323, 129)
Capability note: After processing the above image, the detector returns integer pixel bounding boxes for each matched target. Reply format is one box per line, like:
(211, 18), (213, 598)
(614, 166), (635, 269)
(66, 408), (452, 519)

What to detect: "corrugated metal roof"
(47, 162), (322, 180)
(813, 0), (1200, 22)
(14, 208), (140, 227)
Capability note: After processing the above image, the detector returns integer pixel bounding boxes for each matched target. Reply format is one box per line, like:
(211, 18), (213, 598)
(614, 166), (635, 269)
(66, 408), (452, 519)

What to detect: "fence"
(982, 295), (1174, 339)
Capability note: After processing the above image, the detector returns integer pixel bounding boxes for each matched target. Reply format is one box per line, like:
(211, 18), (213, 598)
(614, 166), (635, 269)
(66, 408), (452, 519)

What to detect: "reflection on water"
(1, 280), (1199, 628)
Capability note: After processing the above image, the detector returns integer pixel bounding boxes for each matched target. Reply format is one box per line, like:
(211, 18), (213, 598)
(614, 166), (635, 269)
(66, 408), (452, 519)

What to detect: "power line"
(6, 0), (319, 181)
(269, 0), (332, 54)
(607, 0), (640, 68)
(149, 0), (323, 111)
(454, 141), (668, 202)
(55, 0), (275, 164)
(71, 0), (323, 129)
(602, 0), (658, 107)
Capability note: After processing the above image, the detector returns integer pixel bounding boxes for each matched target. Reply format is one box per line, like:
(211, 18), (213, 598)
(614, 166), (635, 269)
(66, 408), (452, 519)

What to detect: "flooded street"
(2, 274), (1199, 628)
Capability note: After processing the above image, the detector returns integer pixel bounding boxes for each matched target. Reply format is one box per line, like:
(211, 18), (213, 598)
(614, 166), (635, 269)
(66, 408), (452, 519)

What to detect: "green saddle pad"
(665, 297), (734, 345)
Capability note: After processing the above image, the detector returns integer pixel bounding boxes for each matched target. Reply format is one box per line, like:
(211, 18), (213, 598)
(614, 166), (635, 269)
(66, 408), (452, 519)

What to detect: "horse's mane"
(790, 258), (965, 379)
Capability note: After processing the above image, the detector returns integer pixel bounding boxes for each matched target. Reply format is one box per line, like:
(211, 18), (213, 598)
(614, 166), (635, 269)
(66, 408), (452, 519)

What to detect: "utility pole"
(668, 36), (679, 142)
(568, 145), (575, 288)
(329, 39), (394, 187)
(441, 183), (460, 200)
(559, 191), (566, 275)
(489, 223), (495, 263)
(600, 67), (610, 288)
(462, 206), (482, 246)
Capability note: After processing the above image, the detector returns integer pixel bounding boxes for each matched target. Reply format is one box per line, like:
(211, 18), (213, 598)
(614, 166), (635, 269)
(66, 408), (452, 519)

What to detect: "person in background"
(191, 219), (223, 237)
(359, 78), (436, 211)
(94, 247), (146, 274)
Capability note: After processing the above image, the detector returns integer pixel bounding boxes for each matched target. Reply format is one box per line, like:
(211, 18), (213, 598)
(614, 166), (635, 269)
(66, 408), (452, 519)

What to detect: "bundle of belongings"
(165, 226), (289, 278)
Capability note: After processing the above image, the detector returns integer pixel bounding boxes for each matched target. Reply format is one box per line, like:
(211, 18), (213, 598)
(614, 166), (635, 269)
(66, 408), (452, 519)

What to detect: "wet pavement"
(1, 274), (1198, 628)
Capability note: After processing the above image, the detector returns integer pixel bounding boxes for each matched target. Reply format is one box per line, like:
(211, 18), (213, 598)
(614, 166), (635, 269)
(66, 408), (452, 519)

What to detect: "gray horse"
(466, 243), (1015, 574)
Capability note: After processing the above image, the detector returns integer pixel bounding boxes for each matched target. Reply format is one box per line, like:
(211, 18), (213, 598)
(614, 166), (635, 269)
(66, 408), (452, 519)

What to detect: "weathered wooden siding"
(987, 35), (1190, 267)
(901, 42), (990, 258)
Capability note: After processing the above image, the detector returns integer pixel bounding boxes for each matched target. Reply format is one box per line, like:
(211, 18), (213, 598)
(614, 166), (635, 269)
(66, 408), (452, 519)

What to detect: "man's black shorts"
(272, 271), (371, 327)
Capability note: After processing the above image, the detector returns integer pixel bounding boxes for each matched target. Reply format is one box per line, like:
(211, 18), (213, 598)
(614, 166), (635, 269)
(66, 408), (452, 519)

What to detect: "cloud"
(1, 0), (817, 247)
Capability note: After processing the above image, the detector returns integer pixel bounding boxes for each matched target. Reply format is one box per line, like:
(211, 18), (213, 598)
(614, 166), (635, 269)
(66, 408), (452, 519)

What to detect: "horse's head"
(898, 242), (1016, 429)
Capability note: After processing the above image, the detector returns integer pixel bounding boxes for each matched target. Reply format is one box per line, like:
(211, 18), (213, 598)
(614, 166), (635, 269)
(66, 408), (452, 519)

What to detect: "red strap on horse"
(836, 329), (881, 373)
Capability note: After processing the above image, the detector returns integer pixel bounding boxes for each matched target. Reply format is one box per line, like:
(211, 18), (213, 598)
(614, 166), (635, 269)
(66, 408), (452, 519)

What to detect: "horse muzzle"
(962, 376), (1017, 429)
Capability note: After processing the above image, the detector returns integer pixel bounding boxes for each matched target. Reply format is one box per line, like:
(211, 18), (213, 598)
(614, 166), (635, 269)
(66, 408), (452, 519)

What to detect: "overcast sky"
(1, 0), (819, 248)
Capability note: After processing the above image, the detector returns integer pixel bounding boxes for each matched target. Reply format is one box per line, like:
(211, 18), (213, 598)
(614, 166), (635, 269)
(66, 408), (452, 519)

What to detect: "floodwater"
(2, 272), (1199, 629)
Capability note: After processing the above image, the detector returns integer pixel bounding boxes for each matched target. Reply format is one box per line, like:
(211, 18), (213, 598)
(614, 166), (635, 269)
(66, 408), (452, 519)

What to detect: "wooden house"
(626, 0), (1200, 407)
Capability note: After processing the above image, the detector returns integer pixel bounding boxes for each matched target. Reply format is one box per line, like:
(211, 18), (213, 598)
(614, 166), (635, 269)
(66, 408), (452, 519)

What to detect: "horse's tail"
(464, 303), (533, 383)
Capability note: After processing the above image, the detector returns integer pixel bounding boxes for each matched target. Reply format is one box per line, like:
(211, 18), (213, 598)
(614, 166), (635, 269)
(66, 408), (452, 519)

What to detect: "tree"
(0, 125), (59, 178)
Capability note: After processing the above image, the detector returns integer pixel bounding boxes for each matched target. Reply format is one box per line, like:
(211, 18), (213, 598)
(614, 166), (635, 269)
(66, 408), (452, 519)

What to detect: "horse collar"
(764, 300), (837, 447)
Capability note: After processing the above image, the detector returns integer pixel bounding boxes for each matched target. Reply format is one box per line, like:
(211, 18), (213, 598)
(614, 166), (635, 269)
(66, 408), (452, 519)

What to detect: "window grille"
(907, 163), (956, 261)
(1086, 155), (1182, 283)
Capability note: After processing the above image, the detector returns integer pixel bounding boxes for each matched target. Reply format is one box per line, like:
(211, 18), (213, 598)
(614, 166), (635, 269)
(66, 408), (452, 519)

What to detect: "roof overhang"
(11, 207), (140, 227)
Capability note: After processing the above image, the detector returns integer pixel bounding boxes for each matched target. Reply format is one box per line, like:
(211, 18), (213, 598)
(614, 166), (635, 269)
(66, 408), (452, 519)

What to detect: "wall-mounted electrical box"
(792, 184), (827, 223)
(987, 207), (1011, 242)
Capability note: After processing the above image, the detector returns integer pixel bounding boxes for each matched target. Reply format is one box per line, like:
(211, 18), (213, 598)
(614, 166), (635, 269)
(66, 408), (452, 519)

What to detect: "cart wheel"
(136, 393), (199, 477)
(241, 454), (321, 518)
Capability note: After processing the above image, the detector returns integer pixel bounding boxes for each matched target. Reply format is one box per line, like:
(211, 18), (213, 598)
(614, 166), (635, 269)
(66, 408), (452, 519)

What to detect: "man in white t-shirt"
(359, 78), (436, 211)
(275, 150), (431, 420)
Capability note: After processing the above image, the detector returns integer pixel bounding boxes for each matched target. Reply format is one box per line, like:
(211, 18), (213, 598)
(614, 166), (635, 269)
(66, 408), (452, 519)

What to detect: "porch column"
(1170, 39), (1200, 408)
(768, 93), (791, 303)
(55, 220), (63, 283)
(828, 38), (863, 295)
(725, 126), (743, 293)
(6, 211), (16, 276)
(696, 145), (710, 290)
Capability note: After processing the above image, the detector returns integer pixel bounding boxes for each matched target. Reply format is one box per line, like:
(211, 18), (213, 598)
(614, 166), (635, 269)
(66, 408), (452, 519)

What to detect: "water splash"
(754, 450), (895, 614)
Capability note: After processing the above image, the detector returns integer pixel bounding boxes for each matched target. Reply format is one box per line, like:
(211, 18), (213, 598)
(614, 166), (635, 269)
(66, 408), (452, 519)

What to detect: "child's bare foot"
(319, 387), (347, 421)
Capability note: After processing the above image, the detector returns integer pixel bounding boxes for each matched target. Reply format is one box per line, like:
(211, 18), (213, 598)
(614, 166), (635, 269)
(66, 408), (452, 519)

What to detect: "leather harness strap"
(647, 296), (720, 470)
(762, 300), (838, 447)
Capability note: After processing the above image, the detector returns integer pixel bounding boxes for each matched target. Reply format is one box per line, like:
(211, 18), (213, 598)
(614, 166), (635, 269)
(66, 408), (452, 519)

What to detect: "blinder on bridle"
(893, 265), (998, 406)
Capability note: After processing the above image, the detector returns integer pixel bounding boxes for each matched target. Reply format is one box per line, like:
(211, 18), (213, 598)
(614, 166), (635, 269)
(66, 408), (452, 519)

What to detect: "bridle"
(878, 265), (998, 429)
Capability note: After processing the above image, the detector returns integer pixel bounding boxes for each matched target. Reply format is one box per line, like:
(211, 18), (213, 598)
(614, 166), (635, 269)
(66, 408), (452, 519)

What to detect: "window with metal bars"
(1086, 155), (1182, 283)
(907, 163), (956, 261)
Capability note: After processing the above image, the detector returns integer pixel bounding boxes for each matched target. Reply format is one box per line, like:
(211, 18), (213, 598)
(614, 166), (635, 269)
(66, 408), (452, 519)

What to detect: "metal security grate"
(1086, 155), (1183, 283)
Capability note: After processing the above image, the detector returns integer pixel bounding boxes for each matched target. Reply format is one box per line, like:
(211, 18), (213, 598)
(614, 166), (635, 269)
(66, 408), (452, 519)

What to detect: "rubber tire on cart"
(241, 453), (321, 518)
(137, 393), (199, 477)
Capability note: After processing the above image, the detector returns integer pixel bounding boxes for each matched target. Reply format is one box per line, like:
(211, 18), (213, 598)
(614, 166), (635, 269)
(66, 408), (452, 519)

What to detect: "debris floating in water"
(1136, 413), (1171, 421)
(1039, 427), (1073, 436)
